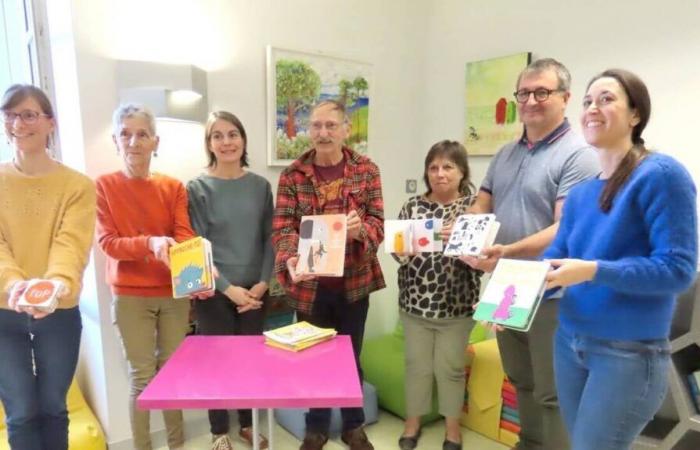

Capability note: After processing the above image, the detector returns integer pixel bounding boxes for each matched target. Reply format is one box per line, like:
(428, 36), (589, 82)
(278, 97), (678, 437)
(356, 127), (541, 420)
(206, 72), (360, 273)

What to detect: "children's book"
(16, 279), (64, 313)
(296, 214), (347, 277)
(473, 259), (551, 331)
(384, 219), (443, 253)
(169, 236), (215, 298)
(443, 214), (500, 257)
(263, 321), (337, 352)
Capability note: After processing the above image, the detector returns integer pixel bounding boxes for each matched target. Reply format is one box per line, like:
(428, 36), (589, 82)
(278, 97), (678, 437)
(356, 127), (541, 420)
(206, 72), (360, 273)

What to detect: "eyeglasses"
(1, 110), (51, 124)
(513, 88), (564, 104)
(309, 121), (342, 132)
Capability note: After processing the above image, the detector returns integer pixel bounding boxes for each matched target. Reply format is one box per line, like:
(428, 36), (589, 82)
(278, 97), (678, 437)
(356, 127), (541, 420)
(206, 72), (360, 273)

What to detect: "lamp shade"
(116, 60), (208, 122)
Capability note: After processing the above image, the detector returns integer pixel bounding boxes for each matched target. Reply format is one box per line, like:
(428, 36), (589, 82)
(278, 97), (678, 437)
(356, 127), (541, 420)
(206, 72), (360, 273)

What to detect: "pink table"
(138, 335), (363, 450)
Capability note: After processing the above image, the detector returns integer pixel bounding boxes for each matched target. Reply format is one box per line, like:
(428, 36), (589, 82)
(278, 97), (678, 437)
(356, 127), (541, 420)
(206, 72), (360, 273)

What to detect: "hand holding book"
(459, 244), (507, 273)
(544, 258), (598, 289)
(149, 236), (177, 267)
(286, 256), (318, 284)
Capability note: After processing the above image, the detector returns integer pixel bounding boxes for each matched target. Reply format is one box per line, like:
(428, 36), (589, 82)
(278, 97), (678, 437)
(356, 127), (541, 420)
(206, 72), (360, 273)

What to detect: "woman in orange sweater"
(95, 104), (195, 450)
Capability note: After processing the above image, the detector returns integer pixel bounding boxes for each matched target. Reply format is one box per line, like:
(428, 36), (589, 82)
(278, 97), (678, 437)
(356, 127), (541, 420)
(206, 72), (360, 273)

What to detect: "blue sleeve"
(594, 160), (698, 294)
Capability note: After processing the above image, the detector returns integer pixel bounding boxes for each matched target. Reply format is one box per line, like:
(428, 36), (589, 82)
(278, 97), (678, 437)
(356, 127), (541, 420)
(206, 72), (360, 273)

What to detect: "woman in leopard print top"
(396, 140), (480, 450)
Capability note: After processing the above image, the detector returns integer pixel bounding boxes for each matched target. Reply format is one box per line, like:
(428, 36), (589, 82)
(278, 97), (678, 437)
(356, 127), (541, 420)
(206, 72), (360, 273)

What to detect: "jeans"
(554, 325), (670, 450)
(0, 307), (82, 450)
(297, 287), (369, 434)
(195, 291), (266, 434)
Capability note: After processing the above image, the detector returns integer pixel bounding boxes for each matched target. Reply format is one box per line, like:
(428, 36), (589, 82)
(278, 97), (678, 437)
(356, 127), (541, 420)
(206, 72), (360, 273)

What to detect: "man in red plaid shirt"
(272, 100), (385, 450)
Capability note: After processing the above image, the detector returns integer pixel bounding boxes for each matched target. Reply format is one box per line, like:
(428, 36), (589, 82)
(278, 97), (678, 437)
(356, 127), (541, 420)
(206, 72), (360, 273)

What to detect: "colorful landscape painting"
(465, 52), (531, 156)
(266, 46), (372, 166)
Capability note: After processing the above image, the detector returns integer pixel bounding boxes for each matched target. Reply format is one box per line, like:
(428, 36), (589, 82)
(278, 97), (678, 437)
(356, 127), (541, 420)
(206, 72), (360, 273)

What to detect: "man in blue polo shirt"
(464, 58), (599, 450)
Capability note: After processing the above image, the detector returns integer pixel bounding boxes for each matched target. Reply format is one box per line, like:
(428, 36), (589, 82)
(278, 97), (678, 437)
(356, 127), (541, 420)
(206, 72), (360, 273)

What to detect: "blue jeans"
(0, 307), (82, 450)
(554, 326), (670, 450)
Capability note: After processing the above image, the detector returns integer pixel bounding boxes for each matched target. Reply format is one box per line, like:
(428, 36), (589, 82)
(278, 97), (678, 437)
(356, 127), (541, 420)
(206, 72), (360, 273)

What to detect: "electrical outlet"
(405, 179), (417, 193)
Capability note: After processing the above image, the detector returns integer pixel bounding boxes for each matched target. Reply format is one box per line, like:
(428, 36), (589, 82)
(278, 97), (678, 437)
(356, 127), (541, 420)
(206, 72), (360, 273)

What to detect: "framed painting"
(465, 52), (531, 156)
(266, 45), (372, 166)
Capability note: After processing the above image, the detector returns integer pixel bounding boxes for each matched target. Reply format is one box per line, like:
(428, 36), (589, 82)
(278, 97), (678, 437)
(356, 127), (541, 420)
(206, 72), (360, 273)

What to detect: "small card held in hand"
(16, 279), (64, 313)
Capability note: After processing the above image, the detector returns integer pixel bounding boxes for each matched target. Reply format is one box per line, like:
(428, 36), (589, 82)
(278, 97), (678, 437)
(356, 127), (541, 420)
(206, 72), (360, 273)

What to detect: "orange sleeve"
(95, 176), (151, 261)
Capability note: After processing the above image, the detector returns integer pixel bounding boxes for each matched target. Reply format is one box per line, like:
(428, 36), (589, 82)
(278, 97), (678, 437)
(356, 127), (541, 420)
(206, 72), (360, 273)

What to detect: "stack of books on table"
(263, 321), (337, 352)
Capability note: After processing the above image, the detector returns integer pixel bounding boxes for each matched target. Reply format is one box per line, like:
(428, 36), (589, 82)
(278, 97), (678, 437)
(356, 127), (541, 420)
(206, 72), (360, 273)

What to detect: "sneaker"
(299, 431), (329, 450)
(341, 427), (374, 450)
(212, 434), (234, 450)
(239, 426), (269, 449)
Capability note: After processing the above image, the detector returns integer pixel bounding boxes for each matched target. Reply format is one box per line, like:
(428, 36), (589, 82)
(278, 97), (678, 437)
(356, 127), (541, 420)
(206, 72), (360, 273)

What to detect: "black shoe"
(398, 428), (421, 450)
(443, 439), (463, 450)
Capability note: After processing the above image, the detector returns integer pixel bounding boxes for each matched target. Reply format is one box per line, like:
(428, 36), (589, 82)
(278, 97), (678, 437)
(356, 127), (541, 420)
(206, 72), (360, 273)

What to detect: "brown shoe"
(341, 427), (374, 450)
(299, 431), (329, 450)
(238, 427), (268, 449)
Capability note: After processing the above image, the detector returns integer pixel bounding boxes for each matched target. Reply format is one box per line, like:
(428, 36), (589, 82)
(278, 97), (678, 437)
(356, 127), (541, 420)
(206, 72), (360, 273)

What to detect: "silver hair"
(111, 103), (157, 135)
(517, 58), (571, 91)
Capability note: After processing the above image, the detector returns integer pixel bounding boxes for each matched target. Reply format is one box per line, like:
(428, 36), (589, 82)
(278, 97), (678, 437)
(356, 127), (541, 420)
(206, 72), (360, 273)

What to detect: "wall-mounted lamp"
(116, 60), (208, 122)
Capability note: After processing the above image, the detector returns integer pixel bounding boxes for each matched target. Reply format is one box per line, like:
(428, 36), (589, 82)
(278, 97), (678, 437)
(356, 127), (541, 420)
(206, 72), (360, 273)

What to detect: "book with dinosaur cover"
(263, 321), (337, 352)
(473, 259), (551, 331)
(16, 279), (64, 313)
(295, 214), (347, 277)
(384, 219), (444, 253)
(443, 214), (500, 257)
(169, 236), (215, 298)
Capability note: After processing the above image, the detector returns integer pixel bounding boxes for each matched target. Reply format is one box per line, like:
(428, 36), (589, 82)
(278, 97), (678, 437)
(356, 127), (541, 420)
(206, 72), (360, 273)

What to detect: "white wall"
(58, 0), (429, 445)
(46, 0), (700, 445)
(420, 0), (700, 187)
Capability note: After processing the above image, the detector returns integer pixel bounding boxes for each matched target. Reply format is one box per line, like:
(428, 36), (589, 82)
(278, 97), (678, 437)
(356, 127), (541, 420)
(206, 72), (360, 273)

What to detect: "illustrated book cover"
(443, 214), (500, 257)
(263, 321), (337, 352)
(384, 219), (443, 253)
(473, 259), (551, 331)
(296, 214), (347, 277)
(169, 236), (215, 298)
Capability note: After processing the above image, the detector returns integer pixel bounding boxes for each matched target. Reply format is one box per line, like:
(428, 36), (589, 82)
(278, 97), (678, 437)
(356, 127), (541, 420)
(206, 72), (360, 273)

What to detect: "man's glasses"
(309, 121), (342, 132)
(513, 88), (564, 104)
(1, 110), (51, 124)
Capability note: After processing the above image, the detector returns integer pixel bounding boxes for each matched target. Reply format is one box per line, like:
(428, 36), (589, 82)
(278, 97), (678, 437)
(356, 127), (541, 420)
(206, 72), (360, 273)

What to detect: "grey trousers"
(401, 311), (475, 418)
(496, 298), (569, 450)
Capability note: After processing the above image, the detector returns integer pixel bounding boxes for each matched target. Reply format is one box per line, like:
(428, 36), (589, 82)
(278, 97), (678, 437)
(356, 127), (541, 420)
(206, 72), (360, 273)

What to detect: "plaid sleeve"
(355, 161), (384, 259)
(271, 169), (300, 289)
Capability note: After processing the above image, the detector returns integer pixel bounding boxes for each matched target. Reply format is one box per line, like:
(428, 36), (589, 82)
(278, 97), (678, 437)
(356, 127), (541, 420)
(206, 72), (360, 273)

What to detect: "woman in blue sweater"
(543, 69), (697, 449)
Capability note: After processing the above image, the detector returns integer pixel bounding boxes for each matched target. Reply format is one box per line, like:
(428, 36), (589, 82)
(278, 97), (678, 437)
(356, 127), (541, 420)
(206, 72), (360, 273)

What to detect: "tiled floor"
(156, 410), (508, 449)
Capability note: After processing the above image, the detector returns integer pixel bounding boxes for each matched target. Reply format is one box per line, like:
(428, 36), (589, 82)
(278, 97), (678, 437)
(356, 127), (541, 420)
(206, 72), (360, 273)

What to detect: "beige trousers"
(113, 295), (190, 450)
(401, 311), (475, 418)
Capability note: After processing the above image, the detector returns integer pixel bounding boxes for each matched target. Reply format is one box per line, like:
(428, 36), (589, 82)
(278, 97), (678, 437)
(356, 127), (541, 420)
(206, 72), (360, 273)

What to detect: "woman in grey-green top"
(186, 111), (273, 450)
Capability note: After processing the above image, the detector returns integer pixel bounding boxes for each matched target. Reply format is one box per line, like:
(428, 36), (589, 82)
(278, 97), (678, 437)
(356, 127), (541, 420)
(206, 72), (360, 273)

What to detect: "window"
(0, 0), (52, 161)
